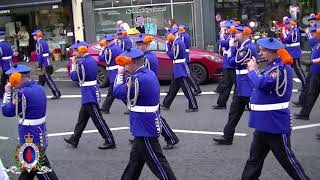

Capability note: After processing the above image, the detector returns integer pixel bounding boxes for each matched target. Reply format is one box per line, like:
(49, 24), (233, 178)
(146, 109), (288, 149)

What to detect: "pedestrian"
(2, 64), (59, 179)
(0, 30), (13, 99)
(178, 24), (202, 96)
(161, 27), (199, 113)
(292, 13), (320, 107)
(32, 30), (61, 99)
(116, 28), (133, 51)
(241, 37), (310, 180)
(294, 25), (320, 120)
(113, 48), (176, 180)
(17, 26), (30, 62)
(64, 40), (116, 150)
(213, 20), (237, 109)
(283, 17), (306, 88)
(98, 34), (127, 114)
(213, 25), (257, 145)
(136, 34), (180, 150)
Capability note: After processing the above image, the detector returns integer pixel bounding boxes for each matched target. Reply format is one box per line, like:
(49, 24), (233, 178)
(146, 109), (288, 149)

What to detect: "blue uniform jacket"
(113, 67), (161, 137)
(144, 50), (158, 76)
(306, 31), (317, 47)
(247, 58), (293, 134)
(2, 80), (48, 147)
(180, 32), (191, 64)
(98, 43), (123, 83)
(284, 26), (302, 59)
(310, 41), (320, 75)
(166, 37), (189, 79)
(119, 36), (133, 51)
(0, 40), (13, 72)
(228, 39), (258, 97)
(70, 54), (100, 105)
(36, 38), (51, 68)
(220, 35), (234, 69)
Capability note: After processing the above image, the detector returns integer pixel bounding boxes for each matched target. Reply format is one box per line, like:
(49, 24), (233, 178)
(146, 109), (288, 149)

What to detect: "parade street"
(0, 80), (319, 180)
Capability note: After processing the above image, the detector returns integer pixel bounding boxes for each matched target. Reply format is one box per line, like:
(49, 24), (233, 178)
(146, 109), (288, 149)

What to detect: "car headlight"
(203, 55), (222, 62)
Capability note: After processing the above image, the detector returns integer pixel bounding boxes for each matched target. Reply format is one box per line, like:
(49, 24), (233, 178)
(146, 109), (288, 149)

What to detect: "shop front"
(0, 0), (74, 59)
(84, 0), (196, 45)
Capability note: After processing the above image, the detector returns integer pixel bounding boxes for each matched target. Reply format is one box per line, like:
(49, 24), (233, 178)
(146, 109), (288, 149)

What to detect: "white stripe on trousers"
(282, 134), (306, 180)
(182, 78), (196, 108)
(187, 73), (200, 92)
(161, 117), (175, 144)
(294, 59), (306, 85)
(144, 138), (168, 180)
(43, 172), (50, 180)
(92, 104), (113, 144)
(45, 73), (58, 92)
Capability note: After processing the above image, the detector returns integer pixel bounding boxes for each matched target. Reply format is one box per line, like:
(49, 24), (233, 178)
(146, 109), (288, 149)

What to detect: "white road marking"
(292, 123), (320, 130)
(55, 68), (68, 72)
(293, 78), (301, 83)
(47, 90), (299, 99)
(1, 123), (319, 141)
(172, 129), (247, 136)
(46, 127), (247, 137)
(47, 127), (130, 137)
(0, 136), (9, 140)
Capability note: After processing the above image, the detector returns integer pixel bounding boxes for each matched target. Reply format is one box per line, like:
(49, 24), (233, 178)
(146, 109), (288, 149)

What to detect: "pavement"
(0, 76), (320, 180)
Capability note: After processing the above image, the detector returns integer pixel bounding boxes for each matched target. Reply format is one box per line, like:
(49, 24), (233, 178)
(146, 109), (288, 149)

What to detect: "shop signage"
(126, 6), (166, 14)
(0, 10), (10, 14)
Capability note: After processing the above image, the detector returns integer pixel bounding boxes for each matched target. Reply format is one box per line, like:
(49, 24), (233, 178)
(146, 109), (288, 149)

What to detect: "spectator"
(116, 20), (130, 31)
(17, 26), (30, 62)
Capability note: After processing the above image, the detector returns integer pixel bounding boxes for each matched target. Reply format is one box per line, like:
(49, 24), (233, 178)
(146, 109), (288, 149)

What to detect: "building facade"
(0, 0), (76, 54)
(83, 0), (319, 50)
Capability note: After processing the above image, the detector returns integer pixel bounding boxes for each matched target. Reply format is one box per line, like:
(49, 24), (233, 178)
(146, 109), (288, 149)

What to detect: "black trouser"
(242, 131), (310, 180)
(223, 95), (250, 140)
(162, 77), (198, 109)
(71, 103), (115, 144)
(160, 116), (179, 145)
(19, 46), (29, 59)
(18, 155), (59, 180)
(0, 73), (8, 98)
(216, 68), (236, 106)
(186, 71), (201, 94)
(298, 69), (312, 105)
(121, 137), (176, 180)
(299, 74), (320, 116)
(101, 83), (127, 111)
(292, 58), (306, 87)
(38, 65), (61, 97)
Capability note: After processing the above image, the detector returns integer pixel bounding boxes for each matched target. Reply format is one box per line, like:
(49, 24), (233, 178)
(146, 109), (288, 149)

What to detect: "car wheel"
(189, 63), (207, 85)
(97, 66), (108, 88)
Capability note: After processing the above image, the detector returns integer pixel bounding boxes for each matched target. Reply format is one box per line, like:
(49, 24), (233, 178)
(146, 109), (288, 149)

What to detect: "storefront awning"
(0, 0), (62, 10)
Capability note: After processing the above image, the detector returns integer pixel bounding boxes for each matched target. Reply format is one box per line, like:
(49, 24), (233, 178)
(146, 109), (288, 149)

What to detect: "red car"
(67, 35), (222, 87)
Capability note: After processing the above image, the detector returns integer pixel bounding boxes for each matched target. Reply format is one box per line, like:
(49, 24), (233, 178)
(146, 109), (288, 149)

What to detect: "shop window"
(172, 0), (193, 2)
(112, 0), (131, 7)
(94, 4), (172, 40)
(173, 3), (195, 46)
(132, 0), (152, 5)
(152, 0), (171, 3)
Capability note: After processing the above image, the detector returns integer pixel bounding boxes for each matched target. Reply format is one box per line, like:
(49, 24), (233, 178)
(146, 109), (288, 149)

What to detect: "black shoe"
(160, 104), (170, 111)
(128, 138), (134, 144)
(64, 137), (78, 148)
(124, 110), (129, 115)
(194, 91), (202, 96)
(185, 108), (199, 113)
(213, 136), (233, 145)
(212, 105), (226, 109)
(316, 133), (320, 140)
(98, 142), (116, 150)
(51, 94), (61, 100)
(292, 101), (302, 107)
(294, 113), (309, 120)
(101, 109), (110, 114)
(163, 140), (179, 150)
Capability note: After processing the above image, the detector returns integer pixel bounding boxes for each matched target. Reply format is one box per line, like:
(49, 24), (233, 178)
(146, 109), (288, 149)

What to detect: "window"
(150, 40), (158, 51)
(158, 41), (166, 51)
(132, 0), (152, 5)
